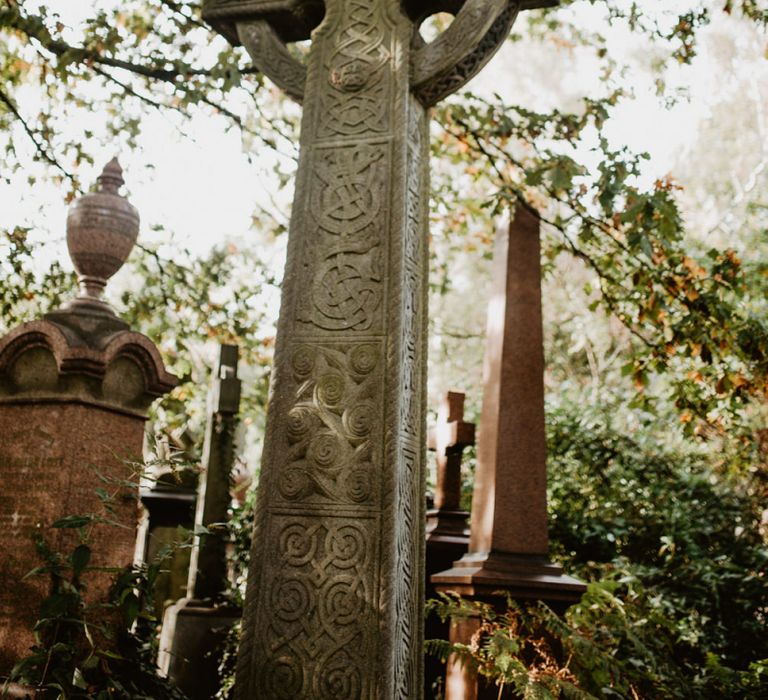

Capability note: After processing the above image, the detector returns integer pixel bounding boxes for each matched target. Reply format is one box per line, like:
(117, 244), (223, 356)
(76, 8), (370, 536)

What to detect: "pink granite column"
(0, 161), (176, 676)
(431, 206), (584, 699)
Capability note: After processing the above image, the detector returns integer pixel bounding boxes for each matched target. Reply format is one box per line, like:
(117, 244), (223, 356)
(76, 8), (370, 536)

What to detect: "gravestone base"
(424, 514), (469, 700)
(433, 551), (585, 700)
(157, 599), (241, 700)
(434, 551), (585, 605)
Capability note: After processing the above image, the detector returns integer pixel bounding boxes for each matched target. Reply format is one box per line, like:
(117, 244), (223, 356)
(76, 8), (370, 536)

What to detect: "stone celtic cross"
(202, 1), (555, 698)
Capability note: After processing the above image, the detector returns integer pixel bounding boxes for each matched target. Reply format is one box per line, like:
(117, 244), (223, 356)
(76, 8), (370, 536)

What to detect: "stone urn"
(65, 158), (139, 316)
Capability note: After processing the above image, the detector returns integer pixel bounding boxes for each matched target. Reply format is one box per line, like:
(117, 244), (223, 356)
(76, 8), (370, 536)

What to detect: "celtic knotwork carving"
(399, 100), (427, 441)
(279, 522), (319, 566)
(303, 250), (382, 331)
(412, 0), (520, 106)
(321, 576), (366, 625)
(346, 465), (373, 502)
(326, 524), (366, 567)
(260, 516), (374, 698)
(412, 0), (506, 79)
(394, 442), (419, 699)
(313, 145), (384, 235)
(264, 654), (304, 699)
(318, 0), (392, 137)
(276, 341), (381, 506)
(314, 648), (363, 699)
(300, 143), (386, 332)
(237, 20), (307, 103)
(349, 342), (377, 374)
(391, 97), (429, 700)
(273, 578), (312, 621)
(228, 0), (446, 694)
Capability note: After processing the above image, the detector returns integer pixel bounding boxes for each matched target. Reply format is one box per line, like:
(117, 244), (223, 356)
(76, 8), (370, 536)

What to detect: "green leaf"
(72, 666), (87, 689)
(52, 514), (93, 529)
(71, 544), (91, 576)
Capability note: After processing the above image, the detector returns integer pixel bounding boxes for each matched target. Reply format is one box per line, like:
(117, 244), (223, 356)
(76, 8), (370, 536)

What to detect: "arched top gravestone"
(202, 2), (557, 698)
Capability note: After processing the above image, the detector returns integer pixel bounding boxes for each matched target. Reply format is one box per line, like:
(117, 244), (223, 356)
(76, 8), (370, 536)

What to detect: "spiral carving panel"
(276, 340), (383, 507)
(258, 514), (377, 699)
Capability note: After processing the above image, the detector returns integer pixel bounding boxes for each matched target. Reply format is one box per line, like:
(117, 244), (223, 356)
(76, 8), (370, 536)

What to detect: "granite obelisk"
(432, 206), (585, 699)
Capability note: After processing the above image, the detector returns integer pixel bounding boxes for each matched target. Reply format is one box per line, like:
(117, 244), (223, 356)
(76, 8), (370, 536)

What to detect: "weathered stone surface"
(136, 464), (197, 612)
(157, 600), (240, 700)
(0, 163), (176, 676)
(65, 159), (140, 319)
(0, 315), (176, 674)
(202, 1), (554, 697)
(426, 391), (474, 542)
(188, 343), (241, 602)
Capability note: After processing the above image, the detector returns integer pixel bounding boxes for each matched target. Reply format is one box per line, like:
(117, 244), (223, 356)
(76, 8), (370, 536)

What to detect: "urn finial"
(97, 157), (125, 195)
(64, 158), (139, 317)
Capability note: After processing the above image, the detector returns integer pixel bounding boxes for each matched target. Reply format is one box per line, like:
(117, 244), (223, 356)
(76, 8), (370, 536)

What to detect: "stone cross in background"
(158, 344), (242, 700)
(0, 161), (176, 677)
(427, 391), (475, 541)
(432, 206), (584, 699)
(202, 1), (557, 696)
(188, 343), (241, 601)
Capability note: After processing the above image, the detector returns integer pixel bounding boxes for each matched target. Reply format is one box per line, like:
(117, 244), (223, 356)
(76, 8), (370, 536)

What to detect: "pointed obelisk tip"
(97, 157), (124, 194)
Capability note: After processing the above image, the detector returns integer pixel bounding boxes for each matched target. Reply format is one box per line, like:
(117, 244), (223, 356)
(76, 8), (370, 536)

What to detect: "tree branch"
(0, 86), (76, 183)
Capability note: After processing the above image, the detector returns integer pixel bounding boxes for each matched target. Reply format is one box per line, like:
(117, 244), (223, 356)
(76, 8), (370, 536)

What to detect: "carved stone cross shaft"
(202, 2), (554, 697)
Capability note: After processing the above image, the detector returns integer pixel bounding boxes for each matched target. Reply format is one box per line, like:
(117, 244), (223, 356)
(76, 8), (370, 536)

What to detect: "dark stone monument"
(201, 1), (558, 696)
(432, 207), (585, 699)
(157, 344), (242, 700)
(0, 161), (177, 676)
(135, 436), (198, 613)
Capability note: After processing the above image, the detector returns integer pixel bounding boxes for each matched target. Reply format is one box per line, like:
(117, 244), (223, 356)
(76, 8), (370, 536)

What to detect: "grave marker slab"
(426, 391), (475, 544)
(158, 344), (242, 700)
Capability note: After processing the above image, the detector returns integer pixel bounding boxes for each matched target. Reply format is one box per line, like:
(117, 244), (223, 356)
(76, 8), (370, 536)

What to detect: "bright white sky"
(0, 1), (762, 266)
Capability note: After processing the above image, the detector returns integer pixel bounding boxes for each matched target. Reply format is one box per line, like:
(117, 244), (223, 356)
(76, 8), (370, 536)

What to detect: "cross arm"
(202, 0), (320, 103)
(202, 0), (323, 44)
(411, 0), (559, 107)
